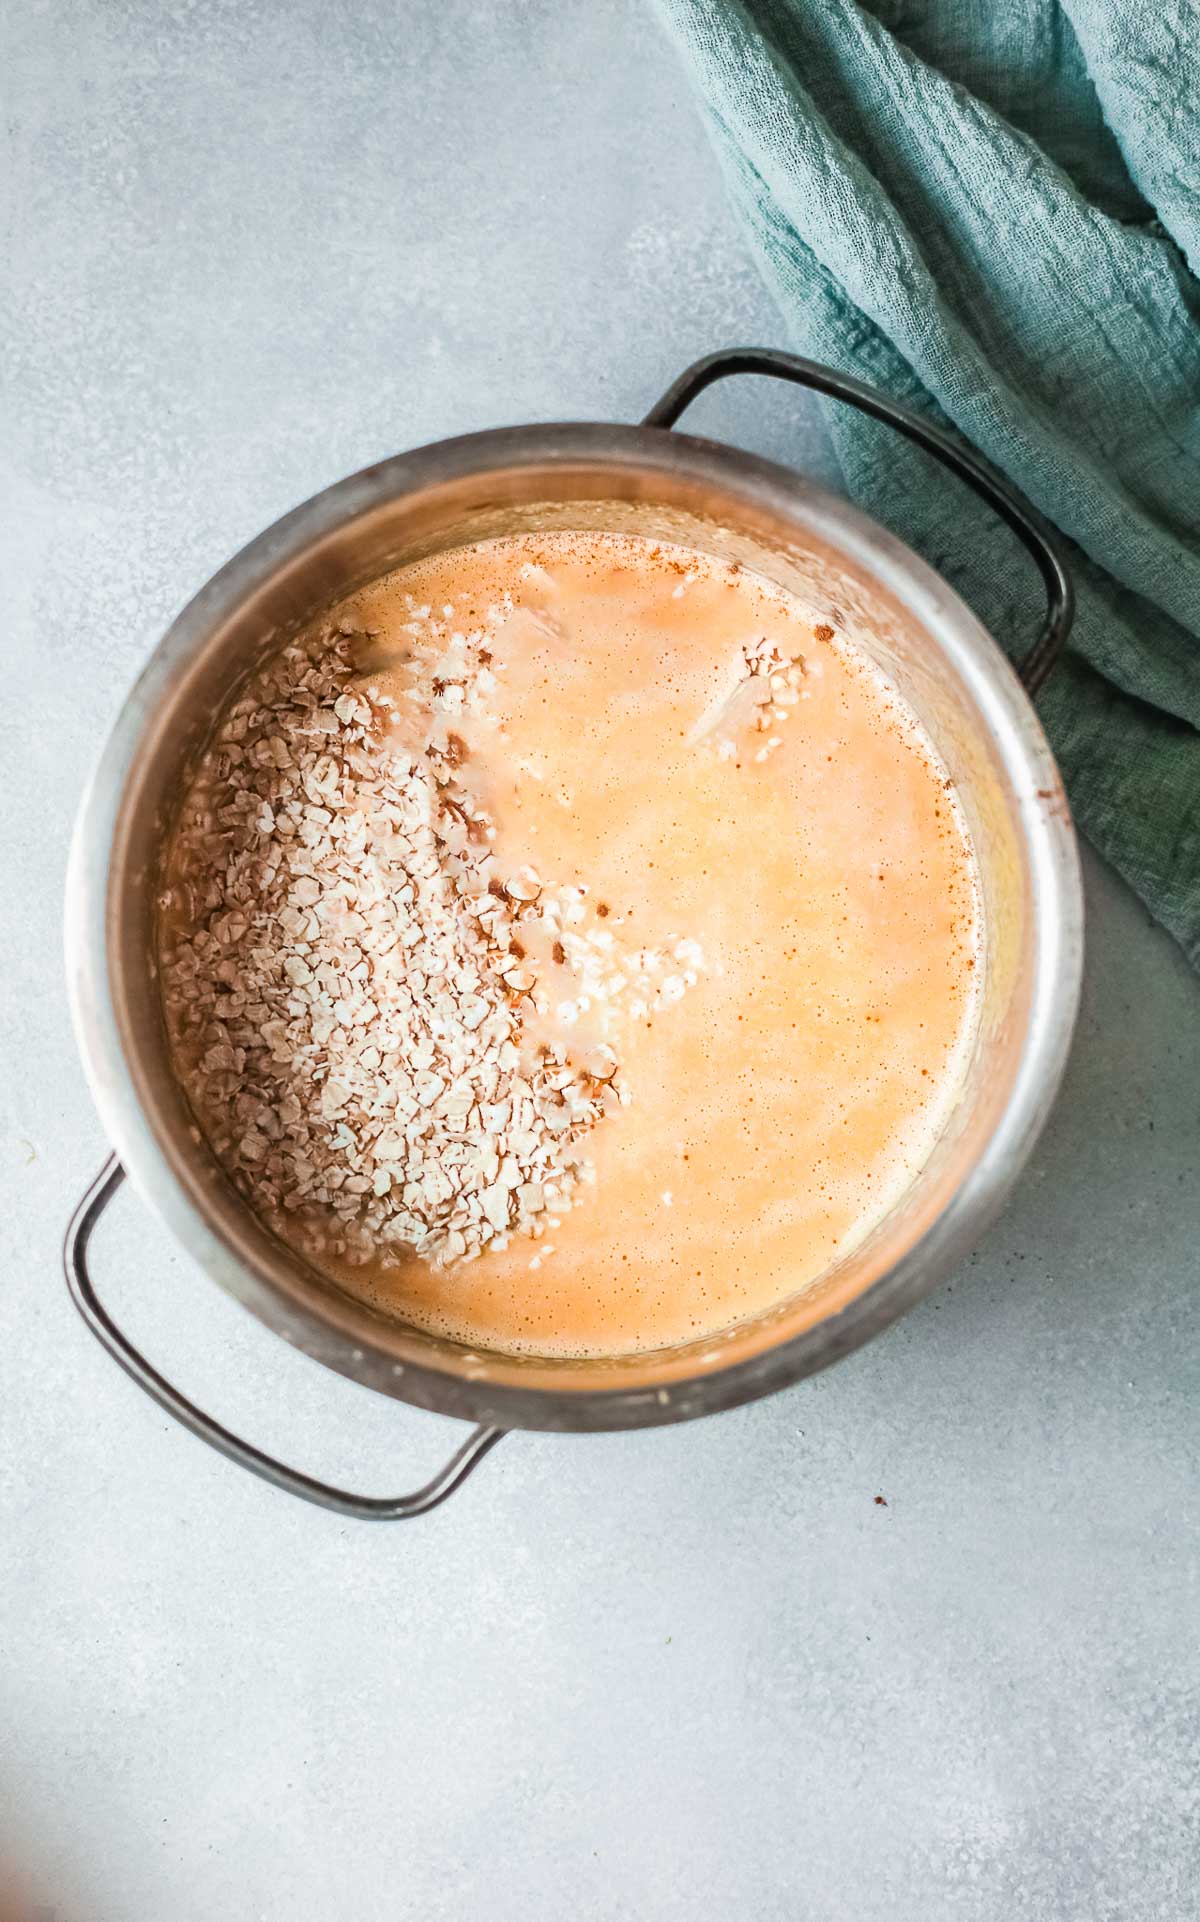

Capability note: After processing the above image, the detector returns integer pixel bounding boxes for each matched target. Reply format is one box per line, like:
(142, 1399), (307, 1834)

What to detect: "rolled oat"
(159, 624), (621, 1269)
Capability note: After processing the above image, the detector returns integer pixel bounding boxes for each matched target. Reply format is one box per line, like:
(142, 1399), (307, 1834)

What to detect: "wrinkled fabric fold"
(655, 0), (1200, 964)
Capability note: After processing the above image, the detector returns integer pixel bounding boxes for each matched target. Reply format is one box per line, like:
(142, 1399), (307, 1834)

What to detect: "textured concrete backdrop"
(2, 3), (1198, 1919)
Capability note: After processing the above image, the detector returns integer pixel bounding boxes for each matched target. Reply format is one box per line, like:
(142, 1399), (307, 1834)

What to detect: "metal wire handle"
(643, 348), (1075, 695)
(64, 1156), (505, 1519)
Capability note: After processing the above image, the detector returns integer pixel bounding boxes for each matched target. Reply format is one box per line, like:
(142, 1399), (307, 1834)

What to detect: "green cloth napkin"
(655, 0), (1200, 966)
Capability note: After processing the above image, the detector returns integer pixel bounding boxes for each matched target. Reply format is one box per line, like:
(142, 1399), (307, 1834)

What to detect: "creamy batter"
(315, 531), (981, 1354)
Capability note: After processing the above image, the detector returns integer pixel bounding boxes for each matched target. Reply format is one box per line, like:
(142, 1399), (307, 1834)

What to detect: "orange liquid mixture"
(322, 532), (981, 1355)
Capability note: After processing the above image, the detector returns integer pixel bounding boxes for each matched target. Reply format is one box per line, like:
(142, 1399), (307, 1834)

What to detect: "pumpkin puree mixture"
(160, 532), (980, 1357)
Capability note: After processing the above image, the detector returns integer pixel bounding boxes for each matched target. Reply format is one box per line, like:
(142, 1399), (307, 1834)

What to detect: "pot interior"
(84, 429), (1079, 1428)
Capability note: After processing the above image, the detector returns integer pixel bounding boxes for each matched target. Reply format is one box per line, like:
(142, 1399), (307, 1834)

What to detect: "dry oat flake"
(159, 617), (630, 1271)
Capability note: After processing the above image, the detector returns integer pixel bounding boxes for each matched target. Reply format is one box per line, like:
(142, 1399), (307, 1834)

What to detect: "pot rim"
(64, 421), (1084, 1432)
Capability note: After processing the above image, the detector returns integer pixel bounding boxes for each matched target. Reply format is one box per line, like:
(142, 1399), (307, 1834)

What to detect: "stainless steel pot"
(64, 350), (1083, 1517)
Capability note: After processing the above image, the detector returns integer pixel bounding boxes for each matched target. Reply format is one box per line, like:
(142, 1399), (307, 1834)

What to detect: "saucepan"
(63, 349), (1083, 1517)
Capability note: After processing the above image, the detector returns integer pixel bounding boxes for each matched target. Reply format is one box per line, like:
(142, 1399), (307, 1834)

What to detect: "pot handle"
(64, 1155), (505, 1519)
(643, 348), (1074, 696)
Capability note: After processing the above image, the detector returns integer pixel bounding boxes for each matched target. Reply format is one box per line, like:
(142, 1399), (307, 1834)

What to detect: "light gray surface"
(2, 3), (1198, 1919)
